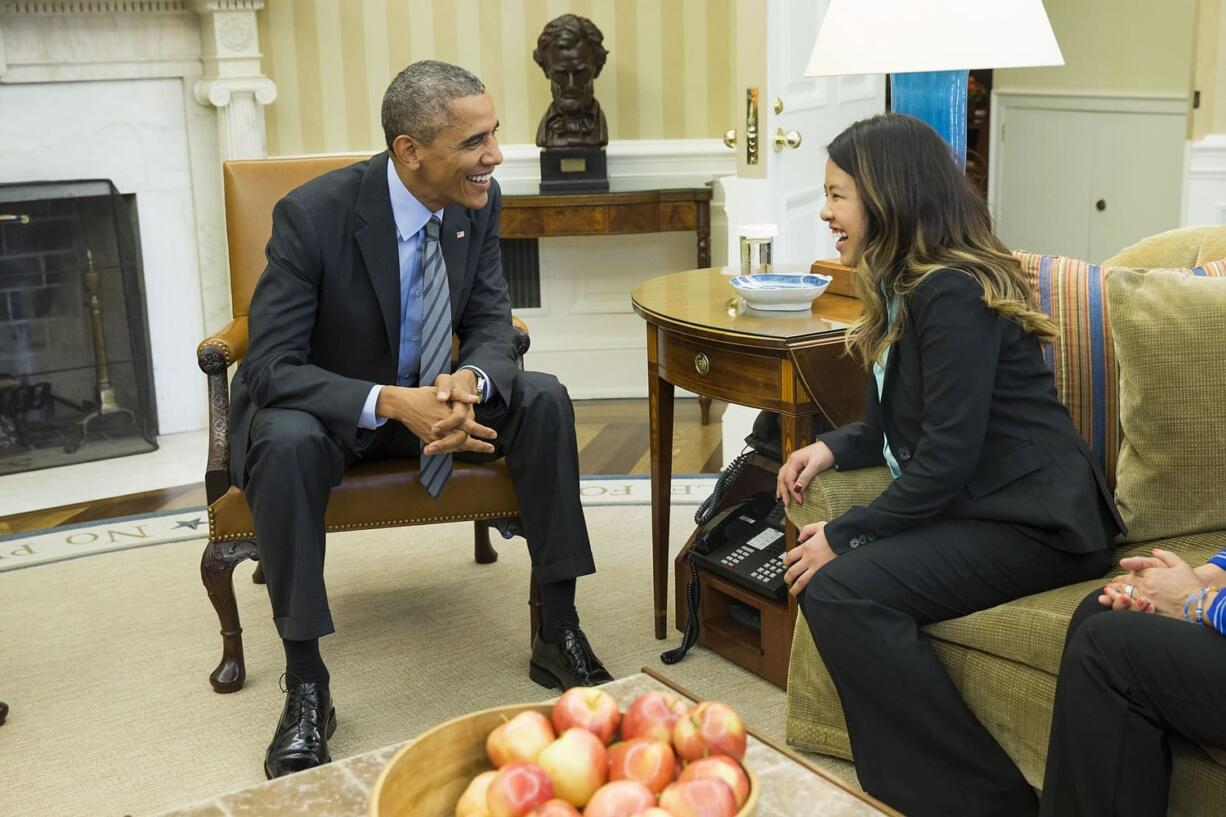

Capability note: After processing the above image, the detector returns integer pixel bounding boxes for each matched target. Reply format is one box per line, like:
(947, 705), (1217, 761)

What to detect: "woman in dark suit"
(775, 113), (1124, 817)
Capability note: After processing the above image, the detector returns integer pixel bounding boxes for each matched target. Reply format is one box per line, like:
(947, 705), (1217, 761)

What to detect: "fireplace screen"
(0, 180), (157, 476)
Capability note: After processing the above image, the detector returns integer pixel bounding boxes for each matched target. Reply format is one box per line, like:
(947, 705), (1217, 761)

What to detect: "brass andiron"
(66, 250), (135, 453)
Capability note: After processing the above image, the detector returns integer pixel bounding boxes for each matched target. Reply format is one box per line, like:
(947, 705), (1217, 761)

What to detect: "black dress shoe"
(529, 624), (614, 690)
(264, 678), (337, 779)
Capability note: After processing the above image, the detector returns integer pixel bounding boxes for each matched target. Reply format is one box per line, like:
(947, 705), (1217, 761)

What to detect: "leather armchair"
(199, 155), (533, 694)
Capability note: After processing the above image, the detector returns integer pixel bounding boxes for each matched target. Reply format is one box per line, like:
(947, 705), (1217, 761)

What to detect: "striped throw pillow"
(1013, 252), (1226, 489)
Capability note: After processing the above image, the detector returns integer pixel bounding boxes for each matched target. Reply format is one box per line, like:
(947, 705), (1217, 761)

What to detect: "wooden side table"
(632, 267), (866, 687)
(499, 185), (713, 271)
(500, 181), (715, 421)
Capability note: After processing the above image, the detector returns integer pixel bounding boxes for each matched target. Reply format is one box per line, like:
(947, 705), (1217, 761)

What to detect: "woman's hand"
(782, 521), (836, 597)
(776, 441), (836, 508)
(1102, 548), (1205, 620)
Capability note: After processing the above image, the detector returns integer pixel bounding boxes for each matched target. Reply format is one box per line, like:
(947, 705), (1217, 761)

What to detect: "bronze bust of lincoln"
(533, 14), (609, 149)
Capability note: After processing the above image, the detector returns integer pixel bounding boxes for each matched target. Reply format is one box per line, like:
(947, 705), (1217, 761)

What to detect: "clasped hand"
(376, 370), (497, 455)
(1100, 548), (1203, 619)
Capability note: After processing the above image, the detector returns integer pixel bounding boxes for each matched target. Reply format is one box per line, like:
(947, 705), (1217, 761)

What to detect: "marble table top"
(151, 672), (894, 817)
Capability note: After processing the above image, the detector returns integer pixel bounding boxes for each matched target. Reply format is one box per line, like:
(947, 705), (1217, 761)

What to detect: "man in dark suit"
(230, 60), (612, 779)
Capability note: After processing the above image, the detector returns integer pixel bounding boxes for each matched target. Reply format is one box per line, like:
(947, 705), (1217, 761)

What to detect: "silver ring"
(1124, 584), (1135, 599)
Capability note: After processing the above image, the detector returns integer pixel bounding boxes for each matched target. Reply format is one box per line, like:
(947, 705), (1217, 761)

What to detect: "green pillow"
(1108, 268), (1226, 542)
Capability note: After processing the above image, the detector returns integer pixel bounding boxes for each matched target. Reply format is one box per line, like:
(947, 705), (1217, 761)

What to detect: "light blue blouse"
(873, 296), (902, 479)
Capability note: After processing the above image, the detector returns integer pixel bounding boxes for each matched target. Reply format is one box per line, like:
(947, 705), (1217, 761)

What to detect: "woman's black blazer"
(818, 268), (1124, 555)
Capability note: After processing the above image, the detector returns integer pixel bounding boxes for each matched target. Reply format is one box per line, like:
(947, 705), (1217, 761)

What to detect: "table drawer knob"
(694, 353), (710, 375)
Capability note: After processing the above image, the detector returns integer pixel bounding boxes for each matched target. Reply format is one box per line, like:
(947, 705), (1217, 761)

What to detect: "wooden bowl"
(369, 702), (759, 817)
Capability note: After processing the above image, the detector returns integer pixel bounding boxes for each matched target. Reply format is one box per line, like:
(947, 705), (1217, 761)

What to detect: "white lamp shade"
(805, 0), (1064, 76)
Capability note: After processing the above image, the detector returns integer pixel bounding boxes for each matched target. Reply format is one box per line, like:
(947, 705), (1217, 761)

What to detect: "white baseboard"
(1185, 134), (1226, 226)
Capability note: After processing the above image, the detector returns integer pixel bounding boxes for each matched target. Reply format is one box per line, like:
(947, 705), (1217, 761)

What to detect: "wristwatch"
(470, 370), (487, 403)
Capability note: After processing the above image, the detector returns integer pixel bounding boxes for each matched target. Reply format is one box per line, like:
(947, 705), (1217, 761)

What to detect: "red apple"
(528, 800), (583, 817)
(537, 727), (609, 807)
(678, 756), (749, 808)
(487, 763), (554, 817)
(671, 702), (746, 762)
(658, 779), (738, 817)
(582, 780), (656, 817)
(552, 686), (621, 745)
(489, 710), (557, 767)
(621, 691), (688, 744)
(457, 770), (498, 817)
(608, 738), (676, 795)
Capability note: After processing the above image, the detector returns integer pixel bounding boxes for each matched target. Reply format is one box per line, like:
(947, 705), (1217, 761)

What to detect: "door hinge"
(1193, 90), (1201, 109)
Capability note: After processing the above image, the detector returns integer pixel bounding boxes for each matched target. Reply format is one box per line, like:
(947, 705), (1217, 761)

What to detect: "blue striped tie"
(419, 216), (452, 498)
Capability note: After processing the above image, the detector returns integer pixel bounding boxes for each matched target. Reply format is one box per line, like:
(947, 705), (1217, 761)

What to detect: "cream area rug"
(0, 477), (857, 817)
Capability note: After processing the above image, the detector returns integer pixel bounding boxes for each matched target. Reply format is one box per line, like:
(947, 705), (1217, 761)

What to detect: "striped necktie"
(419, 216), (452, 498)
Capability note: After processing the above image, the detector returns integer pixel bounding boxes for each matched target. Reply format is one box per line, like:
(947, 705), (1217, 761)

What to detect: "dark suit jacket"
(228, 152), (519, 480)
(820, 268), (1124, 555)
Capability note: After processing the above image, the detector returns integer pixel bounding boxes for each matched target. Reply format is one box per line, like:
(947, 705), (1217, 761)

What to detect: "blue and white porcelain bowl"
(729, 273), (833, 311)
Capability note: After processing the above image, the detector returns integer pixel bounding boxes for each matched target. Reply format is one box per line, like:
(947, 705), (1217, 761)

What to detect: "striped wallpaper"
(257, 0), (735, 156)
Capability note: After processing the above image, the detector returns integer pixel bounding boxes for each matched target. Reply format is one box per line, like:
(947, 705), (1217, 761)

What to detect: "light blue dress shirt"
(358, 161), (489, 429)
(873, 296), (902, 479)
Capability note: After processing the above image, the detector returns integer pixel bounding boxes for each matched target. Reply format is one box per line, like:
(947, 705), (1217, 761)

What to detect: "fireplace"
(0, 180), (157, 475)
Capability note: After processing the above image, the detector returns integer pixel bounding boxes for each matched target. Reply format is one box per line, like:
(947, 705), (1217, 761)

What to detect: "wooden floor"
(0, 397), (725, 536)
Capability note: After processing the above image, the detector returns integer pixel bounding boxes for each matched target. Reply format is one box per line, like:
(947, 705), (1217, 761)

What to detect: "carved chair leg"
(201, 538), (258, 693)
(529, 578), (543, 646)
(252, 563), (266, 584)
(473, 520), (499, 564)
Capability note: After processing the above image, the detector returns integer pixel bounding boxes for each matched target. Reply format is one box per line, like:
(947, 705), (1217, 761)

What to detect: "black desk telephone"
(692, 492), (788, 603)
(662, 409), (829, 666)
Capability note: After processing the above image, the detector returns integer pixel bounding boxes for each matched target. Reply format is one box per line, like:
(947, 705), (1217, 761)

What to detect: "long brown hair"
(828, 113), (1056, 368)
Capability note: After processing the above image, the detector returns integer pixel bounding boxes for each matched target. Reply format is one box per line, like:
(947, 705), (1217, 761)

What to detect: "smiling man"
(228, 60), (612, 780)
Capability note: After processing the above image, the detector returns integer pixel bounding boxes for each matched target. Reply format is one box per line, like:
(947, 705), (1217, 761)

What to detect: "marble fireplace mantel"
(0, 0), (275, 434)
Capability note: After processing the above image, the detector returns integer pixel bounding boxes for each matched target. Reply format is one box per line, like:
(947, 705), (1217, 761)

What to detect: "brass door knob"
(773, 128), (802, 151)
(723, 128), (737, 149)
(694, 353), (710, 375)
(1095, 199), (1107, 212)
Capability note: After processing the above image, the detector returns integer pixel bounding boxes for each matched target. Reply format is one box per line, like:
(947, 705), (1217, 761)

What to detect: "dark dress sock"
(283, 638), (329, 687)
(539, 578), (579, 643)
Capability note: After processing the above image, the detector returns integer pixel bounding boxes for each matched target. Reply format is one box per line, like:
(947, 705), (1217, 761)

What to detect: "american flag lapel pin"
(456, 230), (465, 239)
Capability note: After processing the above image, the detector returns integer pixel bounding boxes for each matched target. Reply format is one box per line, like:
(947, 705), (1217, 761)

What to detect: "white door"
(720, 0), (885, 461)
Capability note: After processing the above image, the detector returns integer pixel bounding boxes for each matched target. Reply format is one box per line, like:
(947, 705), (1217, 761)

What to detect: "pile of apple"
(455, 687), (750, 817)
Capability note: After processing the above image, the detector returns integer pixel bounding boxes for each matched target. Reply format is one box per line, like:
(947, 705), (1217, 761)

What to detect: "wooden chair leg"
(529, 578), (543, 646)
(201, 538), (258, 693)
(252, 563), (266, 584)
(474, 520), (499, 564)
(699, 395), (712, 425)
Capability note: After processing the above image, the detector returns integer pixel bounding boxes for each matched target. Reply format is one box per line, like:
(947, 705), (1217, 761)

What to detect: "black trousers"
(1039, 591), (1226, 817)
(235, 370), (595, 641)
(800, 519), (1111, 817)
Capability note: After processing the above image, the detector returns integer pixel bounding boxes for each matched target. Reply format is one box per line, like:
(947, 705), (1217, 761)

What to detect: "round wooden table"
(632, 267), (864, 685)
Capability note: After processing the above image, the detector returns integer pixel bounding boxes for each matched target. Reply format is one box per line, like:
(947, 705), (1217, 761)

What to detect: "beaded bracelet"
(1184, 588), (1204, 623)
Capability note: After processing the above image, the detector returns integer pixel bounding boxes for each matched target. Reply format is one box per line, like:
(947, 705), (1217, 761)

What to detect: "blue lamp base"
(890, 70), (969, 169)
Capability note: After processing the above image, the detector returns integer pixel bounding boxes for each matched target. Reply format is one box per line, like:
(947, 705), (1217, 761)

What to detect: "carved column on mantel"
(191, 0), (275, 160)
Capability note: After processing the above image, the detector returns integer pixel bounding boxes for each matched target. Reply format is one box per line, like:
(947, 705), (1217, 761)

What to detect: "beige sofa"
(784, 227), (1226, 816)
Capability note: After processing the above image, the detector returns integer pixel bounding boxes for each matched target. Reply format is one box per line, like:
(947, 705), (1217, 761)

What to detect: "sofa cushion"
(925, 532), (1226, 674)
(1108, 269), (1226, 542)
(1014, 253), (1226, 490)
(1015, 252), (1123, 487)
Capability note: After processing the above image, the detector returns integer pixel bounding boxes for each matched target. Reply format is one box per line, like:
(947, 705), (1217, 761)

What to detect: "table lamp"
(804, 0), (1063, 168)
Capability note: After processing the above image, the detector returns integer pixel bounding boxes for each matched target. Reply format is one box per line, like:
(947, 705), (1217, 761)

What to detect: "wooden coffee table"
(151, 670), (897, 817)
